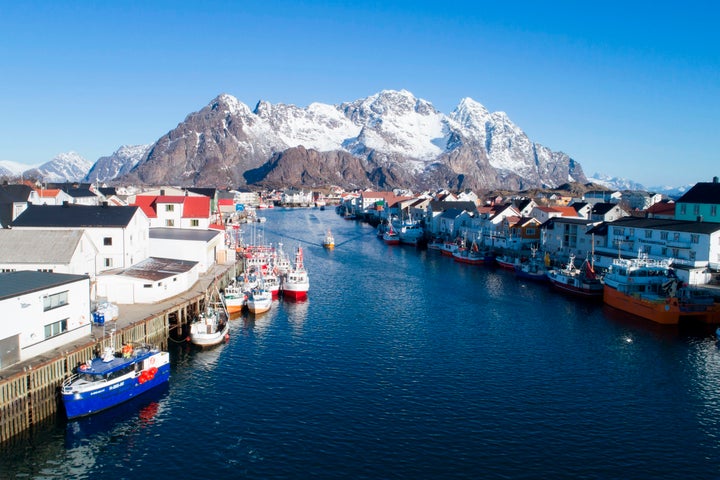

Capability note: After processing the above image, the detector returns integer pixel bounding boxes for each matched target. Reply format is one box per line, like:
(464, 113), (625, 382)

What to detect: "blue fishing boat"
(61, 333), (170, 420)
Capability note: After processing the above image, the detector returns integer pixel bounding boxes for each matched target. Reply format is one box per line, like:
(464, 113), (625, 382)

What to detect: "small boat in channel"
(189, 305), (229, 347)
(61, 330), (170, 420)
(323, 229), (335, 249)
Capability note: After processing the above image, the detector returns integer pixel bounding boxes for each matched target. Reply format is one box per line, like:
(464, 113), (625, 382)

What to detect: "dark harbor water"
(4, 207), (720, 479)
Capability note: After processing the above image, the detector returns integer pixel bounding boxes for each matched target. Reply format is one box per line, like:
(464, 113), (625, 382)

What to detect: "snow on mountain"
(340, 89), (450, 161)
(254, 100), (359, 152)
(589, 173), (646, 191)
(24, 152), (94, 183)
(84, 144), (151, 183)
(0, 160), (33, 176)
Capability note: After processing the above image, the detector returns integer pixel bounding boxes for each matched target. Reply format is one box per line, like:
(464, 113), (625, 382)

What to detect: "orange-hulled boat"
(602, 254), (720, 325)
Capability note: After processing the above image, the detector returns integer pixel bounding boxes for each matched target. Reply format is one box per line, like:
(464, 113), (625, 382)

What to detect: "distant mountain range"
(587, 173), (692, 198)
(0, 90), (686, 194)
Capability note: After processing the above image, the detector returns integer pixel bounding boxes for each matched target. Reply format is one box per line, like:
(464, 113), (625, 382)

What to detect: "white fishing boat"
(189, 305), (229, 347)
(247, 287), (273, 314)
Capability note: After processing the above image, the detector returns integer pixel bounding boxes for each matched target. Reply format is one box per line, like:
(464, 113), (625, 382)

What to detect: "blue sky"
(1, 1), (718, 187)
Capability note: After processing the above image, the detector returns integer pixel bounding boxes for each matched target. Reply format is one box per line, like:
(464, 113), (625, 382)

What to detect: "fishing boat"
(223, 280), (246, 314)
(439, 239), (461, 256)
(546, 253), (603, 298)
(247, 286), (273, 314)
(452, 240), (487, 265)
(263, 272), (281, 297)
(514, 248), (549, 282)
(61, 330), (170, 420)
(398, 223), (424, 246)
(282, 246), (310, 300)
(323, 229), (335, 249)
(382, 222), (400, 245)
(495, 254), (521, 271)
(189, 305), (229, 347)
(603, 253), (720, 325)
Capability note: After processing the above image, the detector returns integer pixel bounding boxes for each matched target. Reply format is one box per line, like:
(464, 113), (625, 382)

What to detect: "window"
(689, 251), (696, 260)
(694, 204), (700, 215)
(662, 247), (668, 256)
(191, 219), (199, 227)
(629, 228), (635, 237)
(691, 234), (699, 244)
(661, 231), (668, 240)
(674, 233), (680, 241)
(103, 237), (112, 246)
(712, 205), (718, 216)
(104, 258), (113, 267)
(165, 219), (175, 227)
(614, 227), (625, 236)
(44, 319), (68, 339)
(165, 204), (174, 212)
(645, 229), (653, 239)
(43, 291), (68, 311)
(672, 248), (680, 257)
(681, 204), (687, 214)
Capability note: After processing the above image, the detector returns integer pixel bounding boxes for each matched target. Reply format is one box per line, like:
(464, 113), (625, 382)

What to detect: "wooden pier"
(0, 263), (238, 444)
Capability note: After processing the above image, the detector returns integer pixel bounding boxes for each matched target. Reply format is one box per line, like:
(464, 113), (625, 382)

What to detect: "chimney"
(160, 189), (165, 196)
(62, 201), (69, 207)
(102, 201), (108, 208)
(713, 176), (718, 184)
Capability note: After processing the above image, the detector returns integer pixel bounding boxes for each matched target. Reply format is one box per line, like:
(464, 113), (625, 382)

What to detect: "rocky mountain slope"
(119, 90), (587, 190)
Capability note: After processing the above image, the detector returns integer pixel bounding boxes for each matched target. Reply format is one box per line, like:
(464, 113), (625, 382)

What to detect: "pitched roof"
(11, 204), (140, 228)
(0, 184), (33, 202)
(182, 196), (211, 218)
(676, 181), (720, 204)
(132, 195), (157, 218)
(37, 188), (62, 198)
(0, 271), (89, 301)
(591, 203), (619, 215)
(0, 229), (88, 263)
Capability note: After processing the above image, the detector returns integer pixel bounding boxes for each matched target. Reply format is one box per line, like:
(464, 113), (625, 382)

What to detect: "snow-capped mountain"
(125, 89), (586, 190)
(0, 160), (30, 177)
(588, 173), (646, 191)
(22, 152), (94, 183)
(84, 144), (151, 183)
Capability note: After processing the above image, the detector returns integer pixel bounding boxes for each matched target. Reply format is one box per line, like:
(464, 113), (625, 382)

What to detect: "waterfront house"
(541, 217), (602, 261)
(620, 190), (663, 211)
(0, 271), (91, 369)
(675, 177), (720, 223)
(11, 204), (150, 274)
(132, 194), (212, 229)
(95, 256), (200, 304)
(597, 216), (720, 284)
(0, 229), (97, 276)
(645, 200), (676, 219)
(64, 187), (101, 206)
(590, 202), (628, 222)
(426, 201), (478, 238)
(32, 188), (73, 206)
(281, 188), (313, 206)
(583, 190), (621, 205)
(149, 227), (227, 273)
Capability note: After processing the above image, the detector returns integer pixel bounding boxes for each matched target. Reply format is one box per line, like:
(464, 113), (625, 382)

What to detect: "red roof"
(182, 196), (211, 218)
(132, 195), (158, 218)
(218, 198), (234, 206)
(156, 195), (186, 204)
(37, 188), (61, 198)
